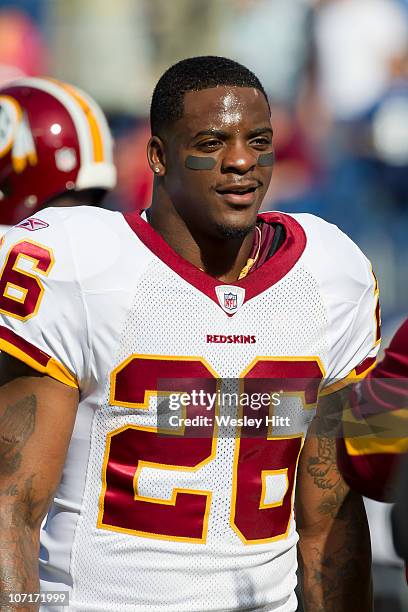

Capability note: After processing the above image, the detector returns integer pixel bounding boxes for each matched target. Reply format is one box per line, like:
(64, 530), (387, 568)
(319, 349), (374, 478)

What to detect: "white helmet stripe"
(52, 80), (105, 163)
(72, 86), (114, 163)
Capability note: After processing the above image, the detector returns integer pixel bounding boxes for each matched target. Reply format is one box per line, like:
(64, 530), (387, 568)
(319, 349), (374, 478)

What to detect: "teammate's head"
(148, 56), (274, 240)
(0, 77), (116, 225)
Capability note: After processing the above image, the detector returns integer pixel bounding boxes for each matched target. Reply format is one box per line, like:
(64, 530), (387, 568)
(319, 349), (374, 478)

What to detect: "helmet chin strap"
(184, 151), (275, 170)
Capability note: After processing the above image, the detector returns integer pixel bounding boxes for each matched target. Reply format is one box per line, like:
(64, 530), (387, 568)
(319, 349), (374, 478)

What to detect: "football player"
(337, 318), (408, 502)
(336, 319), (408, 573)
(0, 77), (116, 229)
(0, 57), (378, 611)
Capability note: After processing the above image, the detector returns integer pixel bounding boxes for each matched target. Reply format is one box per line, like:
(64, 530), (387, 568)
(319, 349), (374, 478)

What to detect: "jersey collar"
(124, 210), (306, 315)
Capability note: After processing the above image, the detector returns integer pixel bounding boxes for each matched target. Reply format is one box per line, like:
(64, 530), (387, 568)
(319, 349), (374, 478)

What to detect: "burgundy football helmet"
(0, 77), (116, 225)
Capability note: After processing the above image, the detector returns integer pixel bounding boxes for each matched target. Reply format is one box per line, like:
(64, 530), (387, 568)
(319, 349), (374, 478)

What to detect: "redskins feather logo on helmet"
(0, 77), (117, 225)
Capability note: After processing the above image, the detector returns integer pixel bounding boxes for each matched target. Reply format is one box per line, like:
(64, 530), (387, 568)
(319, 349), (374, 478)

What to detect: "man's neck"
(147, 203), (256, 283)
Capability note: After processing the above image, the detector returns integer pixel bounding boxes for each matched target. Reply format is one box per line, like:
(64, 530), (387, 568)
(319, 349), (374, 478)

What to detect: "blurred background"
(0, 0), (407, 609)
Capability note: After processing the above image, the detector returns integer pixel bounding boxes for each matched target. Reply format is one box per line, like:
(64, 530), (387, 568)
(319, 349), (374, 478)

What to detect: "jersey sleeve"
(337, 319), (408, 501)
(0, 209), (89, 388)
(315, 222), (380, 394)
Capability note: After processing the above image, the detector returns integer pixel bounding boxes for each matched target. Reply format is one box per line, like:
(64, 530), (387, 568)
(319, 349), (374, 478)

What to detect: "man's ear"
(147, 136), (166, 176)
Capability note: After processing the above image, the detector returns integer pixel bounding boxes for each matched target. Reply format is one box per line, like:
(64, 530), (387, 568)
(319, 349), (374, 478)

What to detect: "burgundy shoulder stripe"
(0, 325), (51, 366)
(354, 356), (376, 376)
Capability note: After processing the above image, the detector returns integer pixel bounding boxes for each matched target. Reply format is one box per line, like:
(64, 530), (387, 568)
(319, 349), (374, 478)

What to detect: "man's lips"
(215, 181), (261, 194)
(214, 182), (261, 205)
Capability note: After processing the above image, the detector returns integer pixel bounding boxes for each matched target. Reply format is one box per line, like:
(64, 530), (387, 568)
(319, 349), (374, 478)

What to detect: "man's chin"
(214, 222), (256, 240)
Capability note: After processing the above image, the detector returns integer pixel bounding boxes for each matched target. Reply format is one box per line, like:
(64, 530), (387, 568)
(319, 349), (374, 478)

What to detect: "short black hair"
(150, 55), (269, 136)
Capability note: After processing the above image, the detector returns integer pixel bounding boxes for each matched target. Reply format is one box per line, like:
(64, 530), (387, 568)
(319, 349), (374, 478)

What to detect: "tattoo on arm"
(0, 484), (19, 497)
(301, 423), (372, 611)
(299, 488), (371, 611)
(0, 394), (54, 606)
(0, 475), (54, 603)
(0, 396), (36, 475)
(306, 437), (348, 518)
(306, 397), (349, 518)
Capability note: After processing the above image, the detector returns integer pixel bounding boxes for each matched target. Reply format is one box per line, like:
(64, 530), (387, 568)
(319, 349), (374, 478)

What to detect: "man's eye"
(251, 137), (271, 147)
(198, 139), (222, 149)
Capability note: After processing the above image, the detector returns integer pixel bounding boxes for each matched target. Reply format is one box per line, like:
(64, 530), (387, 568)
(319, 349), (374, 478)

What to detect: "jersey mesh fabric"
(68, 257), (329, 612)
(0, 208), (377, 611)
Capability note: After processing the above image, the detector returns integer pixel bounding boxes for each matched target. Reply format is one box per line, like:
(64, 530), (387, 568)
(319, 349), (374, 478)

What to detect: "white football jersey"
(0, 207), (379, 612)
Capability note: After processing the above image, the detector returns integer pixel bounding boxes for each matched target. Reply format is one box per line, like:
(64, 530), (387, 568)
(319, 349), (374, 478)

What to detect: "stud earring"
(154, 167), (160, 174)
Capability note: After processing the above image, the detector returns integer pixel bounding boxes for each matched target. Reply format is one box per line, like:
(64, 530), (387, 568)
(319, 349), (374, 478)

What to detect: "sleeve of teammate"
(0, 208), (86, 609)
(337, 318), (408, 501)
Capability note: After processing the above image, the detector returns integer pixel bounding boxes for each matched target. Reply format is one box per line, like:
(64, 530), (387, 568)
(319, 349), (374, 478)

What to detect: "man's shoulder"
(0, 206), (130, 279)
(3, 206), (126, 251)
(2, 206), (122, 241)
(44, 205), (122, 229)
(260, 209), (355, 249)
(276, 210), (355, 246)
(264, 210), (372, 300)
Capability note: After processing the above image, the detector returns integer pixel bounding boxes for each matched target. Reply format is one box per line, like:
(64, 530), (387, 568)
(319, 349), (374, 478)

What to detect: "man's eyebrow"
(191, 129), (227, 140)
(248, 127), (273, 137)
(191, 127), (274, 140)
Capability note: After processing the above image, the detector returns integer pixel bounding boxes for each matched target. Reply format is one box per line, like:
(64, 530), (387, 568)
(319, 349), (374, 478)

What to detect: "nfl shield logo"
(215, 285), (246, 314)
(224, 292), (237, 311)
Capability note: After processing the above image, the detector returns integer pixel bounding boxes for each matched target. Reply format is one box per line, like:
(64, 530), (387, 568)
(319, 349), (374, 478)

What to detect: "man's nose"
(221, 142), (257, 174)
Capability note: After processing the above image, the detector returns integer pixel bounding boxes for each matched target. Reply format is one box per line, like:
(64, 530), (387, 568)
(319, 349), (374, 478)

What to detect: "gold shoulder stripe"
(0, 337), (78, 388)
(345, 435), (408, 457)
(320, 359), (377, 397)
(343, 402), (408, 455)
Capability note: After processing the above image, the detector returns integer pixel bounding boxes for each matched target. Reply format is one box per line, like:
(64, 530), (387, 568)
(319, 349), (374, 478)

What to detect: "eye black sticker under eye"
(185, 152), (275, 170)
(257, 152), (275, 167)
(185, 156), (217, 170)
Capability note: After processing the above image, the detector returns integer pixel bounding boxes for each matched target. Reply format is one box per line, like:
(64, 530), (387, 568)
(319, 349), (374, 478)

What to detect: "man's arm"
(337, 319), (408, 501)
(295, 391), (372, 612)
(0, 352), (78, 611)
